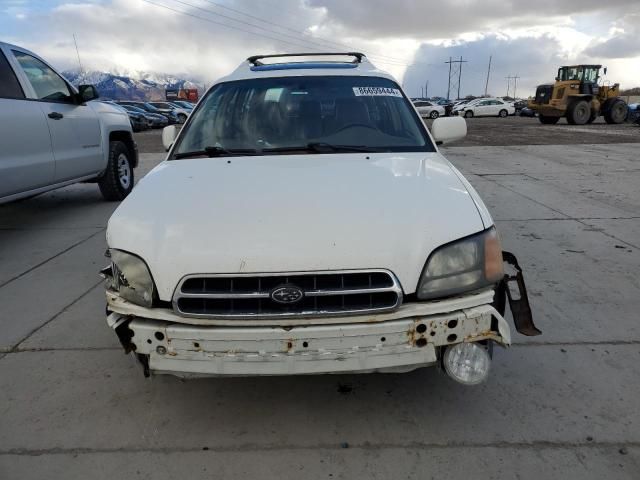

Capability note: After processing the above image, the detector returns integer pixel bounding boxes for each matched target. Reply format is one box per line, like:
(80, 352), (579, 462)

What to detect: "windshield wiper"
(262, 143), (381, 154)
(173, 146), (257, 159)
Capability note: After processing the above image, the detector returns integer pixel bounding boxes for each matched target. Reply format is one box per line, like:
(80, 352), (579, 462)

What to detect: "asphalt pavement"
(1, 122), (639, 479)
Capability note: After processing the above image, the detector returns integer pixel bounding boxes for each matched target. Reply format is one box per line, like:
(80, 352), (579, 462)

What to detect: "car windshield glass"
(173, 75), (434, 157)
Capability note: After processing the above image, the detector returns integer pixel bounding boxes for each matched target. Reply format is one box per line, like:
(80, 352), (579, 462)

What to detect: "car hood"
(107, 152), (487, 300)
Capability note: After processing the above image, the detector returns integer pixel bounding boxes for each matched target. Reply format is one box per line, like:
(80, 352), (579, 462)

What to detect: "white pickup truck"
(103, 53), (540, 385)
(0, 42), (137, 204)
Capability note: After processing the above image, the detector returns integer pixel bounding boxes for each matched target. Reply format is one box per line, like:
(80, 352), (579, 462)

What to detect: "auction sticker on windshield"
(353, 86), (402, 97)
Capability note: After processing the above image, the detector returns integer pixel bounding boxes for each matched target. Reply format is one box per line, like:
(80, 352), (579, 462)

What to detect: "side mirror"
(431, 116), (467, 145)
(162, 125), (177, 151)
(78, 84), (99, 102)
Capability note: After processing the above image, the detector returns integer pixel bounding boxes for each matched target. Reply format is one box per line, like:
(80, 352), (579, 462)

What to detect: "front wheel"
(464, 110), (474, 118)
(567, 100), (591, 125)
(178, 113), (187, 124)
(98, 141), (134, 201)
(430, 110), (439, 119)
(498, 109), (508, 118)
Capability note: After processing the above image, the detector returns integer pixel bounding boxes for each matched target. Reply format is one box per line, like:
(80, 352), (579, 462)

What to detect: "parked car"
(519, 107), (537, 117)
(126, 110), (149, 132)
(148, 101), (189, 123)
(458, 98), (515, 118)
(452, 98), (480, 115)
(514, 99), (527, 112)
(118, 101), (179, 124)
(103, 102), (148, 132)
(119, 104), (168, 129)
(413, 100), (445, 119)
(0, 42), (138, 203)
(171, 100), (195, 110)
(103, 52), (539, 382)
(626, 103), (639, 124)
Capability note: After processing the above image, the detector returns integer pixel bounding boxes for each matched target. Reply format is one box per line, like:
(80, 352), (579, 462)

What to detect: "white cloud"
(3, 0), (639, 93)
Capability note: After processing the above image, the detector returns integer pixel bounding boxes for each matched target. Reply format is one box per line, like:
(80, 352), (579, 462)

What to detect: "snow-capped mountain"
(62, 69), (203, 101)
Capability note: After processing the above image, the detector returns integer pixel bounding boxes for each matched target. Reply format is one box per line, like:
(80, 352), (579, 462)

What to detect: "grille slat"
(174, 270), (402, 319)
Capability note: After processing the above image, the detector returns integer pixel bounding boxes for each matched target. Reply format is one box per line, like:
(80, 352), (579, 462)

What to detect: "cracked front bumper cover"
(106, 291), (511, 378)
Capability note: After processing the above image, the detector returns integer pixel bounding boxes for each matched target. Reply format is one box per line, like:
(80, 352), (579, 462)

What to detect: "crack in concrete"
(479, 176), (640, 249)
(0, 228), (105, 290)
(2, 441), (639, 456)
(3, 280), (104, 354)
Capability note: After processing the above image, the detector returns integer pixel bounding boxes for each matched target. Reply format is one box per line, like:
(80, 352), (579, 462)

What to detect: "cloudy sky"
(1, 0), (639, 98)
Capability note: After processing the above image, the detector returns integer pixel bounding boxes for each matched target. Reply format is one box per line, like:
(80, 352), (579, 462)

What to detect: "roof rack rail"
(247, 52), (365, 66)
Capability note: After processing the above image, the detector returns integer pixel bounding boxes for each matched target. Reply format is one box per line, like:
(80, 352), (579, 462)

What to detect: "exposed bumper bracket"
(503, 251), (542, 336)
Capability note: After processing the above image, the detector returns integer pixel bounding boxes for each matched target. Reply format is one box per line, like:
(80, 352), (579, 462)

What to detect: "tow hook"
(503, 251), (542, 336)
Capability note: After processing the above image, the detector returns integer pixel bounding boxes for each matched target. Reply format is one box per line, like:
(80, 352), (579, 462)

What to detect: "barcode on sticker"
(353, 86), (402, 97)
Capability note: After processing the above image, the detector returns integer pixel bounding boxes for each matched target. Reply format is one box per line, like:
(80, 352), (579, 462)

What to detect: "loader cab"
(556, 65), (601, 95)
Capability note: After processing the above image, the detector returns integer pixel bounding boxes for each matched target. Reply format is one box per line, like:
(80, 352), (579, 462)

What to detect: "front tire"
(430, 110), (439, 119)
(539, 115), (560, 124)
(567, 100), (591, 125)
(98, 141), (134, 201)
(464, 110), (474, 118)
(178, 113), (187, 124)
(498, 109), (508, 118)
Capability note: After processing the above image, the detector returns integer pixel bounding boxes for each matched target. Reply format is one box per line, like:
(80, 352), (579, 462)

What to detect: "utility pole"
(421, 86), (424, 98)
(484, 55), (492, 97)
(445, 56), (467, 100)
(425, 80), (429, 99)
(505, 75), (520, 98)
(446, 56), (452, 100)
(72, 33), (84, 81)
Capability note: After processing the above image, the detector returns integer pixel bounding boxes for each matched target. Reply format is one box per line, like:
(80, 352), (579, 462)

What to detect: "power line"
(196, 0), (431, 67)
(146, 0), (435, 69)
(72, 33), (84, 81)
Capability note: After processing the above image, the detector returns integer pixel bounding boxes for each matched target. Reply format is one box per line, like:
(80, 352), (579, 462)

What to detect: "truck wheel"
(567, 100), (591, 125)
(539, 115), (560, 124)
(464, 110), (474, 118)
(604, 99), (627, 124)
(430, 110), (439, 119)
(98, 141), (134, 201)
(498, 109), (508, 118)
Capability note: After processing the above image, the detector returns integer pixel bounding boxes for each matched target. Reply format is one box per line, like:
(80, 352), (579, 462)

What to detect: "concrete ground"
(1, 126), (639, 478)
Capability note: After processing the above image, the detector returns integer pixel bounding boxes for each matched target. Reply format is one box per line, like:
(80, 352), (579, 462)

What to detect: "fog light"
(443, 342), (490, 385)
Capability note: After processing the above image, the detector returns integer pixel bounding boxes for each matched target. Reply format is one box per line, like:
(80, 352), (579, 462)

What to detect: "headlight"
(417, 227), (504, 300)
(107, 249), (155, 307)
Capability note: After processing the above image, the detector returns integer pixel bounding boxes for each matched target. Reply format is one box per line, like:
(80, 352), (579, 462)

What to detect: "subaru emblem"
(271, 285), (304, 304)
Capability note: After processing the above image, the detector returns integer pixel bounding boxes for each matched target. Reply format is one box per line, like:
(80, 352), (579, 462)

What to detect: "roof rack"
(247, 52), (365, 66)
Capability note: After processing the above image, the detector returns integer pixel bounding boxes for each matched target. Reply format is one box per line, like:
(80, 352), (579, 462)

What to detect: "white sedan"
(459, 98), (515, 118)
(413, 100), (445, 119)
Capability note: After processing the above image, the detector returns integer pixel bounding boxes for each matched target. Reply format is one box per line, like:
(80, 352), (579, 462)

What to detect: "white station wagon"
(103, 53), (540, 384)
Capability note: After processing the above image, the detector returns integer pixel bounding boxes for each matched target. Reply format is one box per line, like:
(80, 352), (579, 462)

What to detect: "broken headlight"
(417, 227), (504, 300)
(105, 249), (155, 307)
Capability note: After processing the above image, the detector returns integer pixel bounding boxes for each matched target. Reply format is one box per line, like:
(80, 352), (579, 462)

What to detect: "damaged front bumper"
(104, 251), (539, 378)
(107, 289), (512, 378)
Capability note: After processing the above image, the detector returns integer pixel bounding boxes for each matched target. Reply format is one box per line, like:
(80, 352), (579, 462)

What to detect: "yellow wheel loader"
(528, 65), (628, 125)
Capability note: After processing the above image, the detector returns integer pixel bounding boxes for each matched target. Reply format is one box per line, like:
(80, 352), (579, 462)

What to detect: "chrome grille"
(173, 270), (403, 318)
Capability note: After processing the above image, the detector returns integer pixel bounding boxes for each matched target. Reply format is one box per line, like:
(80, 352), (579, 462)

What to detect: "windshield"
(173, 75), (433, 157)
